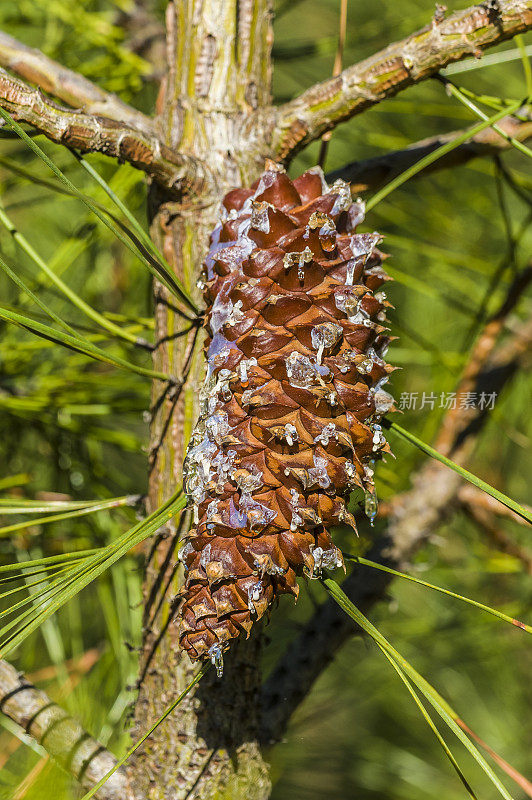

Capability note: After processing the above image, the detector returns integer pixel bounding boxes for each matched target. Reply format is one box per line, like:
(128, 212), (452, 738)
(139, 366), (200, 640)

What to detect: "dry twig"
(273, 0), (532, 159)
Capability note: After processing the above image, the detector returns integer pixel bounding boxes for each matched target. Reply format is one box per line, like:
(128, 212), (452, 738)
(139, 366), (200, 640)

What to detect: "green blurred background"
(0, 1), (530, 798)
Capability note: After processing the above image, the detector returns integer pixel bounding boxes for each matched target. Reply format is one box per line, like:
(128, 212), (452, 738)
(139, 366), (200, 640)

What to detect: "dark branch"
(272, 0), (532, 159)
(0, 69), (212, 198)
(327, 112), (532, 193)
(261, 270), (532, 744)
(261, 344), (528, 742)
(0, 657), (137, 800)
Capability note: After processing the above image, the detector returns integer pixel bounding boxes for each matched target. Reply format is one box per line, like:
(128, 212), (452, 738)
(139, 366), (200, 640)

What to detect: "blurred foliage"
(0, 0), (530, 799)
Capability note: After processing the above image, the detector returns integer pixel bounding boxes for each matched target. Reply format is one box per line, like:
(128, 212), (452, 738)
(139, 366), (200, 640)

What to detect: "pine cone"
(178, 163), (395, 673)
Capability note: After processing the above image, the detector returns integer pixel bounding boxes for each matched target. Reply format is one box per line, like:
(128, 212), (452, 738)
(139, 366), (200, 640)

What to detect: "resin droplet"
(311, 321), (343, 364)
(200, 542), (213, 568)
(234, 465), (264, 493)
(346, 198), (366, 231)
(348, 232), (381, 260)
(371, 424), (386, 452)
(364, 489), (378, 527)
(208, 643), (224, 678)
(334, 284), (366, 315)
(363, 461), (378, 526)
(210, 296), (234, 334)
(344, 460), (359, 489)
(314, 422), (337, 446)
(205, 411), (230, 445)
(254, 553), (286, 576)
(214, 368), (233, 402)
(250, 200), (272, 233)
(310, 544), (343, 577)
(285, 352), (316, 389)
(283, 246), (313, 282)
(283, 423), (298, 446)
(308, 211), (336, 252)
(227, 497), (248, 529)
(307, 455), (331, 490)
(239, 494), (277, 529)
(239, 357), (257, 386)
(178, 540), (194, 564)
(226, 300), (244, 327)
(212, 449), (237, 492)
(327, 390), (338, 407)
(206, 500), (219, 523)
(289, 488), (303, 531)
(183, 432), (217, 505)
(327, 178), (352, 215)
(373, 389), (395, 415)
(357, 356), (374, 375)
(247, 581), (264, 613)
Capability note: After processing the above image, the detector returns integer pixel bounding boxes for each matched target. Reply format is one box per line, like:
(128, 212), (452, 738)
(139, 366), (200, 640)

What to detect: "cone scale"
(178, 163), (395, 673)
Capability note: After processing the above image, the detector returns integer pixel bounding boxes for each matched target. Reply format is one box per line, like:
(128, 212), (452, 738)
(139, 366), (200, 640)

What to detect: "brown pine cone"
(178, 162), (395, 674)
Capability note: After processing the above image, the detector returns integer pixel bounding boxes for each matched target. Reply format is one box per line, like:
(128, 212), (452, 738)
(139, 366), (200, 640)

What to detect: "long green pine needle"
(0, 202), (144, 346)
(377, 642), (478, 799)
(0, 491), (186, 655)
(0, 107), (199, 314)
(344, 554), (531, 633)
(366, 97), (528, 210)
(384, 420), (532, 524)
(438, 78), (532, 161)
(0, 251), (79, 338)
(0, 304), (172, 383)
(0, 496), (139, 538)
(0, 495), (138, 514)
(0, 551), (98, 575)
(322, 578), (514, 800)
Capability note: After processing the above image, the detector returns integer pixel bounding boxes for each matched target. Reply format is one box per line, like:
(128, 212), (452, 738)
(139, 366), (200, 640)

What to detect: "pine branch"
(327, 111), (532, 193)
(459, 483), (532, 525)
(260, 277), (532, 744)
(0, 658), (137, 800)
(0, 68), (211, 197)
(460, 488), (532, 573)
(272, 0), (532, 160)
(0, 30), (152, 135)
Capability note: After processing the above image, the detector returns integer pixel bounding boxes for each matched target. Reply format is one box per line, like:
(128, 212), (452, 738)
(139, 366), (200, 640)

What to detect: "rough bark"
(0, 68), (209, 196)
(129, 2), (275, 798)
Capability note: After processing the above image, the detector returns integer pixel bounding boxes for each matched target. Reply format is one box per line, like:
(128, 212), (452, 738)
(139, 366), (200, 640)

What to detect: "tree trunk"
(130, 3), (275, 797)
